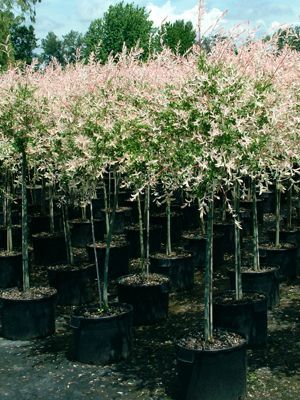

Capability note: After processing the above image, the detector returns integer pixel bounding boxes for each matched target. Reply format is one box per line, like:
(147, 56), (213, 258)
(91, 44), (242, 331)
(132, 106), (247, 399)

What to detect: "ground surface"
(0, 258), (299, 399)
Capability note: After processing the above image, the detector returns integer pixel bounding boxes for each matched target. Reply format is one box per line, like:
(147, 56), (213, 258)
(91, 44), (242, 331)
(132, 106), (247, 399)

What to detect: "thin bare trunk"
(146, 184), (150, 276)
(137, 193), (145, 273)
(103, 182), (110, 235)
(287, 186), (292, 230)
(62, 204), (74, 265)
(166, 197), (172, 256)
(204, 191), (214, 342)
(103, 173), (120, 309)
(22, 151), (29, 291)
(275, 181), (281, 248)
(252, 181), (260, 271)
(49, 184), (55, 234)
(234, 182), (242, 300)
(6, 172), (13, 252)
(90, 201), (102, 309)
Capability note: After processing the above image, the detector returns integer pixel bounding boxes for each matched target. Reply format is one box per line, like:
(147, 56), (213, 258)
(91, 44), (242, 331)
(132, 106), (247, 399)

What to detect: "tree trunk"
(22, 151), (29, 291)
(275, 181), (281, 248)
(252, 181), (260, 271)
(137, 193), (145, 273)
(204, 192), (214, 342)
(62, 204), (74, 265)
(90, 201), (102, 309)
(103, 173), (120, 309)
(234, 181), (242, 300)
(166, 197), (172, 256)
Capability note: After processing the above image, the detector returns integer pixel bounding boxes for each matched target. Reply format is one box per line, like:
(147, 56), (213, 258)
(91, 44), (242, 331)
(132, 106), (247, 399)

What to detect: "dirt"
(178, 330), (245, 351)
(0, 287), (57, 300)
(118, 273), (169, 287)
(0, 256), (299, 399)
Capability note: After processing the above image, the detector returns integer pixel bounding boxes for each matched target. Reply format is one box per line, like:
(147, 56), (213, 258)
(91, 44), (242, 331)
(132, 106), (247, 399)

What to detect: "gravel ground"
(0, 258), (299, 399)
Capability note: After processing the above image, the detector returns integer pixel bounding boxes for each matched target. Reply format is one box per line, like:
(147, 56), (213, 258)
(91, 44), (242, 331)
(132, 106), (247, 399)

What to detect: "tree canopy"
(84, 2), (154, 62)
(158, 20), (196, 55)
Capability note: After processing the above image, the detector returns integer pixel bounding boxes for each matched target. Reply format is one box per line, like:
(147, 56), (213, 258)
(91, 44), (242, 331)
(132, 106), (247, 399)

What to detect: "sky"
(34, 0), (300, 42)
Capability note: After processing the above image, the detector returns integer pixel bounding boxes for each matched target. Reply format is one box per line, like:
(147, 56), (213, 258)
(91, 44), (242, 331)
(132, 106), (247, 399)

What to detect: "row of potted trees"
(0, 38), (299, 399)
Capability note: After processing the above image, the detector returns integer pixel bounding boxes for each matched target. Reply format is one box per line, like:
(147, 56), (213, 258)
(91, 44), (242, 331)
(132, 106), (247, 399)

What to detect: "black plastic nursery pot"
(149, 251), (194, 291)
(32, 232), (68, 266)
(117, 274), (170, 325)
(69, 219), (105, 248)
(125, 225), (162, 258)
(240, 199), (265, 224)
(228, 267), (280, 310)
(176, 332), (247, 400)
(0, 210), (20, 226)
(0, 288), (57, 340)
(0, 252), (22, 289)
(70, 303), (133, 364)
(181, 204), (200, 230)
(259, 242), (297, 282)
(47, 264), (95, 305)
(214, 222), (235, 254)
(267, 228), (300, 260)
(29, 213), (61, 235)
(259, 190), (275, 214)
(182, 232), (224, 269)
(100, 207), (132, 234)
(0, 225), (22, 250)
(86, 238), (130, 280)
(213, 291), (268, 347)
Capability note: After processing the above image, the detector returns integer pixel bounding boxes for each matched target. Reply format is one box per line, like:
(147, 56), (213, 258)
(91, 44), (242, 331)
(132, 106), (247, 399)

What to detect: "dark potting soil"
(95, 235), (128, 248)
(227, 266), (276, 274)
(0, 286), (56, 300)
(259, 242), (295, 250)
(151, 251), (191, 260)
(213, 292), (266, 305)
(178, 330), (245, 351)
(47, 263), (94, 272)
(32, 232), (63, 238)
(119, 273), (169, 287)
(75, 304), (129, 319)
(0, 250), (21, 257)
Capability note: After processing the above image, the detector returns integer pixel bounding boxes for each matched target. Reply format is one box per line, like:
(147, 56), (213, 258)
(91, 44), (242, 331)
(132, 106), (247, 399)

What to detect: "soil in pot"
(69, 303), (133, 364)
(176, 330), (247, 400)
(47, 263), (95, 305)
(117, 273), (169, 325)
(259, 242), (297, 282)
(213, 291), (268, 347)
(69, 218), (105, 248)
(227, 266), (280, 309)
(182, 231), (224, 269)
(0, 287), (57, 340)
(0, 251), (22, 289)
(125, 224), (162, 258)
(86, 235), (129, 280)
(32, 232), (68, 266)
(149, 251), (194, 291)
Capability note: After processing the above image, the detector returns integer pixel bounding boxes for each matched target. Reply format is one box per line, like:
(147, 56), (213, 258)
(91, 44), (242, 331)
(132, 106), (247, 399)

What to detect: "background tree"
(0, 0), (40, 68)
(40, 31), (63, 65)
(274, 26), (300, 51)
(158, 20), (196, 55)
(83, 19), (105, 61)
(10, 23), (37, 64)
(61, 30), (83, 64)
(84, 2), (153, 62)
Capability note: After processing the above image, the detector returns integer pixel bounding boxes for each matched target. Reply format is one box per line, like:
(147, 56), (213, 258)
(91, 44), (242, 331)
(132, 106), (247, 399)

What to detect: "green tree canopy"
(84, 2), (154, 62)
(158, 20), (196, 55)
(40, 31), (63, 65)
(274, 26), (300, 51)
(10, 23), (37, 64)
(61, 30), (83, 63)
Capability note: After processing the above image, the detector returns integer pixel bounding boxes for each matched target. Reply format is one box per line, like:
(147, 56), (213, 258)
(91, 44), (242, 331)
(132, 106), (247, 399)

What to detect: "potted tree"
(0, 81), (57, 340)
